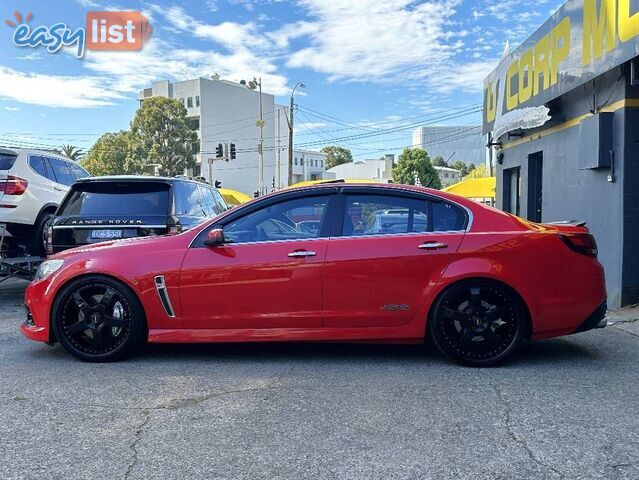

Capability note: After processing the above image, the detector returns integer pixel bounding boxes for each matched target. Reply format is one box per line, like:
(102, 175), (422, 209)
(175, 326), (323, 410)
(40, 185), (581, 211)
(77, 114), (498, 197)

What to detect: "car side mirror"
(203, 228), (225, 247)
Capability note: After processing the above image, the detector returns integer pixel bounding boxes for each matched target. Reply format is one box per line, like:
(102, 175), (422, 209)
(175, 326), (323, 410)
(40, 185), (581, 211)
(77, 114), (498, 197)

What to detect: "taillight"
(46, 226), (53, 256)
(560, 233), (598, 257)
(0, 175), (28, 195)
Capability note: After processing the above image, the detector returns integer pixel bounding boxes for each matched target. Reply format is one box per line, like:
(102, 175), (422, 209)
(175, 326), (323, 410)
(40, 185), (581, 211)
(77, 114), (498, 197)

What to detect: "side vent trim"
(154, 275), (176, 318)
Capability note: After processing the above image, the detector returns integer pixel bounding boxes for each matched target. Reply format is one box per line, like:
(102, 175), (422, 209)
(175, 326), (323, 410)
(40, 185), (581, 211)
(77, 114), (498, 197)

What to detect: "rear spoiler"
(545, 220), (587, 227)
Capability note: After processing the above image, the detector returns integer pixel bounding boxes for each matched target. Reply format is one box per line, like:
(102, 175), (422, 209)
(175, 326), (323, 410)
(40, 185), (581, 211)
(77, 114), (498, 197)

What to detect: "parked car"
(48, 176), (228, 254)
(22, 183), (606, 366)
(0, 148), (90, 256)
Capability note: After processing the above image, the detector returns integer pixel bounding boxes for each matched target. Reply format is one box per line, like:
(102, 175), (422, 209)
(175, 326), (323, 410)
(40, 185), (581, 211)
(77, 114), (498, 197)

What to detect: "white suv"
(0, 148), (90, 255)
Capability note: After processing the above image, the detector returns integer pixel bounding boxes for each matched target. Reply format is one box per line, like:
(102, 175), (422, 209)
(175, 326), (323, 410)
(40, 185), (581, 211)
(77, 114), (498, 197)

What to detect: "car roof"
(73, 175), (208, 185)
(0, 147), (79, 162)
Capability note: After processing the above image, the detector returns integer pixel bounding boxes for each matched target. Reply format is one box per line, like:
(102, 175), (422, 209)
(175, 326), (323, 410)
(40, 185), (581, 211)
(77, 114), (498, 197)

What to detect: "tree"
(432, 156), (448, 167)
(60, 144), (84, 161)
(463, 164), (489, 179)
(130, 96), (197, 176)
(82, 131), (146, 176)
(450, 160), (469, 177)
(392, 148), (441, 189)
(320, 146), (353, 169)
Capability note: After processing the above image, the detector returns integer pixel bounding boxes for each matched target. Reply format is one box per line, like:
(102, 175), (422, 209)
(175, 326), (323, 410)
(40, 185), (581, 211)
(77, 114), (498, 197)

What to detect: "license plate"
(91, 229), (123, 239)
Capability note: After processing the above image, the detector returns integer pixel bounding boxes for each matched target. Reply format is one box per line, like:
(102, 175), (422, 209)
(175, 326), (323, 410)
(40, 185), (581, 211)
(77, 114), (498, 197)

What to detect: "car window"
(68, 161), (90, 180)
(210, 188), (228, 214)
(0, 153), (17, 170)
(47, 157), (75, 186)
(197, 185), (217, 217)
(28, 155), (50, 179)
(223, 195), (329, 244)
(432, 201), (466, 231)
(342, 194), (430, 237)
(61, 182), (170, 216)
(174, 182), (207, 217)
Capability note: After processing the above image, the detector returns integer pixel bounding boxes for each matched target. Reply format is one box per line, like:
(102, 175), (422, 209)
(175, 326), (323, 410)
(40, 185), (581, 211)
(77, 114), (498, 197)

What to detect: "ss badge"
(380, 304), (409, 311)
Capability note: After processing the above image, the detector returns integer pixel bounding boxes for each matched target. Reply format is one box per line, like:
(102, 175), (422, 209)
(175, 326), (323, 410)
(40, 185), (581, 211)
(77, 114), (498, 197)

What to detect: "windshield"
(0, 153), (17, 170)
(61, 182), (170, 216)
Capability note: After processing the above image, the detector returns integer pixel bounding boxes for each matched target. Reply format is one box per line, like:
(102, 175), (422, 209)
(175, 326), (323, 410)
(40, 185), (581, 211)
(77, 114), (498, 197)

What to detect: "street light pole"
(288, 82), (305, 186)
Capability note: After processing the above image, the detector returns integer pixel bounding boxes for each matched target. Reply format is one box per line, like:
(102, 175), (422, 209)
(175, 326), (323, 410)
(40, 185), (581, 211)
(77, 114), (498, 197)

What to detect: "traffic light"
(215, 143), (223, 158)
(230, 143), (236, 160)
(214, 180), (222, 188)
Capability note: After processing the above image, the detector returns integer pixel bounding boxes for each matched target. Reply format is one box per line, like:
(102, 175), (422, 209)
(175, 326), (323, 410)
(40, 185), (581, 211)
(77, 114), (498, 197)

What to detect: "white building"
(323, 155), (395, 182)
(435, 166), (463, 187)
(139, 77), (325, 195)
(323, 154), (461, 187)
(412, 126), (484, 167)
(291, 149), (327, 184)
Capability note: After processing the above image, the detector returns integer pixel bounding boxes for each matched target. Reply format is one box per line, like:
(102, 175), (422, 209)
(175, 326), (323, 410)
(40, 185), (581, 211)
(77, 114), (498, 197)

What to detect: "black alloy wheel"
(429, 280), (526, 367)
(31, 213), (54, 257)
(52, 276), (146, 362)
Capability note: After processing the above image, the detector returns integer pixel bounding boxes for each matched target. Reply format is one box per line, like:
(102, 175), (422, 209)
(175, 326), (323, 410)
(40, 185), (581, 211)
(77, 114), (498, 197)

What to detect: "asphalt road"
(1, 278), (638, 480)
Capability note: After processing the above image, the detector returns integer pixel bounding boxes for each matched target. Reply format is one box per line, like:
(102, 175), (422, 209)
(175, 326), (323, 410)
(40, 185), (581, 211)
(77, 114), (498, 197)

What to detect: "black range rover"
(48, 176), (229, 254)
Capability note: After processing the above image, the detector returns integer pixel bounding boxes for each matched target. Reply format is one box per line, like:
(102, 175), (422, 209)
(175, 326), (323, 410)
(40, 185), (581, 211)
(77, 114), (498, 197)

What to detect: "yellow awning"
(218, 188), (252, 206)
(442, 177), (496, 199)
(287, 178), (381, 189)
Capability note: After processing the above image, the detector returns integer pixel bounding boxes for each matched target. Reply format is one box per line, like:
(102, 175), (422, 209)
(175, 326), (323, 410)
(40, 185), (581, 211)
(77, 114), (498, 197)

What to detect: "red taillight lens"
(0, 175), (28, 195)
(560, 233), (598, 257)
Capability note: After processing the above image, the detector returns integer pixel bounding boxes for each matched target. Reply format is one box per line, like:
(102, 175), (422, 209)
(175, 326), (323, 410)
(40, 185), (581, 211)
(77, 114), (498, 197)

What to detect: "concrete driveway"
(1, 278), (638, 480)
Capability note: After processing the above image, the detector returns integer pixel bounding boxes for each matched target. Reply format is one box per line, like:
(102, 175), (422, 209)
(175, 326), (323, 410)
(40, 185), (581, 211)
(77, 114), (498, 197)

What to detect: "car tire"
(52, 275), (147, 362)
(429, 280), (526, 367)
(30, 212), (54, 257)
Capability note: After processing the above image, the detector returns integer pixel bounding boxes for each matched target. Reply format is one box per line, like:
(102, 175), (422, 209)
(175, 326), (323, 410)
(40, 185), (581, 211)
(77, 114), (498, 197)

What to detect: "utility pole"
(276, 108), (281, 189)
(288, 94), (294, 186)
(257, 77), (264, 195)
(288, 82), (305, 186)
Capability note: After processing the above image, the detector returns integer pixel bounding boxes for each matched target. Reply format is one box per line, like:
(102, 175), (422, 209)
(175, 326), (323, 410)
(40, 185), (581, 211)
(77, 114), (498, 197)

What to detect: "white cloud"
(285, 0), (462, 83)
(82, 38), (290, 96)
(426, 61), (498, 94)
(0, 66), (124, 108)
(3, 106), (20, 112)
(16, 52), (42, 61)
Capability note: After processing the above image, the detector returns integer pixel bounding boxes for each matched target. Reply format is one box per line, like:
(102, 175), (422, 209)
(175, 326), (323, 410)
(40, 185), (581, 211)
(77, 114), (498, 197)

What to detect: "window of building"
(294, 157), (298, 165)
(195, 95), (200, 107)
(179, 98), (184, 106)
(503, 167), (521, 216)
(320, 160), (323, 168)
(187, 97), (193, 108)
(190, 118), (200, 130)
(191, 142), (200, 154)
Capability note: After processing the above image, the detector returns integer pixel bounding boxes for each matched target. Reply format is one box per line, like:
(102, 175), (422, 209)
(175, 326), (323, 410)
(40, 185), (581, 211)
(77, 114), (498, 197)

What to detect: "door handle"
(418, 242), (448, 250)
(288, 250), (316, 258)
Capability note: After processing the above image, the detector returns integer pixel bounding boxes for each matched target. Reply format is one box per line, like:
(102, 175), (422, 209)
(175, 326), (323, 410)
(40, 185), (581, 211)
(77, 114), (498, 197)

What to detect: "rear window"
(0, 153), (17, 170)
(61, 182), (170, 216)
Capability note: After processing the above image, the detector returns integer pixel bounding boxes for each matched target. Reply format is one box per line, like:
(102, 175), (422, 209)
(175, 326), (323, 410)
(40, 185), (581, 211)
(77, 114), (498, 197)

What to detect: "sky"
(0, 0), (565, 160)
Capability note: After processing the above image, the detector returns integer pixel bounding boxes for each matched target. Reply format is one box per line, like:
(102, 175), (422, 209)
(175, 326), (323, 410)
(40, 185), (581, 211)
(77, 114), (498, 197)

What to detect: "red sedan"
(21, 183), (607, 366)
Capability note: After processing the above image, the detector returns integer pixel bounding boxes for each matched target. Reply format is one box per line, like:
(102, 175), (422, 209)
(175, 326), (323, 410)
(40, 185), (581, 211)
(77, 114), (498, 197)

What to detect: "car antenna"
(426, 152), (455, 188)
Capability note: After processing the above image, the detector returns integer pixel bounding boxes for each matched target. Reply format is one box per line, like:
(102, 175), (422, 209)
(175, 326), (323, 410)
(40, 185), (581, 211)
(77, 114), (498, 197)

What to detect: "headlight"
(34, 259), (64, 281)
